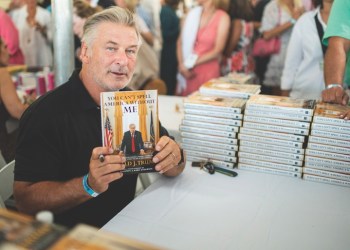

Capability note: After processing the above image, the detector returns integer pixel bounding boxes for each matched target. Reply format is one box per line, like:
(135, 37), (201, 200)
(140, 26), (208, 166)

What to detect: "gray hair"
(81, 6), (141, 47)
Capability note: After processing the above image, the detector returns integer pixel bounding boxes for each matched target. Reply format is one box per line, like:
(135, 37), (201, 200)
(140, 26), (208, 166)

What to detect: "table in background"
(102, 165), (350, 250)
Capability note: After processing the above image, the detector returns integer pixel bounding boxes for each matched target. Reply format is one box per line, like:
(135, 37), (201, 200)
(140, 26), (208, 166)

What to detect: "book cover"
(238, 133), (303, 148)
(239, 127), (305, 142)
(303, 168), (350, 182)
(243, 121), (309, 136)
(184, 114), (242, 126)
(307, 142), (350, 155)
(184, 91), (246, 113)
(308, 135), (350, 149)
(238, 157), (302, 173)
(303, 174), (350, 188)
(239, 140), (304, 154)
(182, 120), (240, 132)
(181, 132), (238, 145)
(238, 151), (303, 166)
(185, 108), (243, 119)
(199, 80), (260, 99)
(100, 90), (159, 174)
(0, 208), (67, 250)
(243, 115), (310, 129)
(238, 164), (301, 178)
(246, 95), (316, 115)
(305, 149), (350, 162)
(244, 109), (312, 122)
(313, 102), (350, 127)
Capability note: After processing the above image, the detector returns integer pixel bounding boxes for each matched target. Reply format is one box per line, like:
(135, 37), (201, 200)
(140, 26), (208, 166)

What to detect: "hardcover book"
(184, 91), (246, 113)
(246, 95), (316, 115)
(243, 121), (309, 136)
(308, 135), (350, 149)
(100, 90), (159, 174)
(313, 102), (350, 127)
(303, 174), (350, 188)
(199, 80), (260, 99)
(238, 133), (303, 148)
(311, 123), (350, 135)
(182, 119), (240, 132)
(181, 132), (238, 145)
(303, 167), (350, 182)
(238, 164), (301, 178)
(244, 109), (312, 122)
(305, 155), (350, 168)
(243, 115), (310, 129)
(238, 151), (303, 166)
(184, 114), (242, 126)
(238, 157), (302, 173)
(185, 108), (243, 119)
(239, 127), (305, 142)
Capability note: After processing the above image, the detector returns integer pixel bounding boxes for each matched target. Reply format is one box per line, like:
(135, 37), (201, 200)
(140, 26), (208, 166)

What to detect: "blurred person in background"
(0, 8), (24, 65)
(281, 0), (333, 99)
(259, 0), (304, 95)
(160, 0), (181, 95)
(177, 0), (230, 96)
(321, 0), (350, 106)
(10, 0), (53, 68)
(0, 37), (32, 163)
(223, 0), (255, 75)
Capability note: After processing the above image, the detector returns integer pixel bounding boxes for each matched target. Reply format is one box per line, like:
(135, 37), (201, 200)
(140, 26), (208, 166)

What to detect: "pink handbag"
(252, 37), (281, 57)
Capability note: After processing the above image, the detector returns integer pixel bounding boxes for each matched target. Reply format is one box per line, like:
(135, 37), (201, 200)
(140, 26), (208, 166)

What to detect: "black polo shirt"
(15, 70), (170, 228)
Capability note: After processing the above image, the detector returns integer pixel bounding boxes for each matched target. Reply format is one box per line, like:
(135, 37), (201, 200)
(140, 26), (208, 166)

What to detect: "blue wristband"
(82, 174), (100, 197)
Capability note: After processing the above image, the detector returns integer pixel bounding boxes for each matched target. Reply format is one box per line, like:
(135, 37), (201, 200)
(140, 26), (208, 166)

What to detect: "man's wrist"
(326, 83), (343, 90)
(82, 174), (100, 197)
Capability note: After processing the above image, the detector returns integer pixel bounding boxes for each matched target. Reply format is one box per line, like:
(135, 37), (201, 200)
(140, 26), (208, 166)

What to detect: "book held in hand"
(100, 90), (159, 174)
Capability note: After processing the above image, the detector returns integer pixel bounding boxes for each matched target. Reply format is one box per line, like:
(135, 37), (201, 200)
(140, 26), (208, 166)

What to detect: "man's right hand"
(87, 147), (126, 194)
(322, 86), (349, 106)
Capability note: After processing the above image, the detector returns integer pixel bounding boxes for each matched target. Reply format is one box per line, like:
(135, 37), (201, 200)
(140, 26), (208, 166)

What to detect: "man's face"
(82, 22), (139, 91)
(129, 126), (136, 134)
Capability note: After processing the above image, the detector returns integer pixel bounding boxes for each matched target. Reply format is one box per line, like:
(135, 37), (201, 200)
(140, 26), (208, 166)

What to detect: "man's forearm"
(324, 37), (349, 86)
(14, 177), (90, 215)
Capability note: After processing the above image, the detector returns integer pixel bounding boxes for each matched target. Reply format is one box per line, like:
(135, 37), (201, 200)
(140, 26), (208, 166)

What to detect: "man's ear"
(80, 42), (90, 64)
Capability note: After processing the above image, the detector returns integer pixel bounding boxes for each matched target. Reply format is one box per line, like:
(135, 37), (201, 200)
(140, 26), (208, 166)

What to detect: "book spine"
(307, 142), (350, 155)
(182, 137), (237, 150)
(186, 155), (235, 168)
(182, 120), (240, 132)
(238, 157), (302, 172)
(183, 102), (241, 113)
(200, 88), (251, 99)
(246, 103), (313, 115)
(238, 133), (303, 148)
(186, 149), (237, 162)
(243, 115), (310, 128)
(179, 125), (236, 138)
(240, 127), (305, 142)
(238, 163), (302, 178)
(239, 140), (304, 154)
(184, 114), (242, 126)
(244, 109), (312, 122)
(303, 167), (350, 182)
(306, 149), (350, 162)
(304, 161), (350, 174)
(310, 129), (350, 141)
(303, 174), (350, 188)
(313, 116), (350, 128)
(243, 121), (309, 136)
(308, 135), (350, 149)
(305, 155), (350, 168)
(182, 143), (236, 156)
(239, 145), (303, 160)
(185, 108), (243, 119)
(181, 132), (238, 145)
(311, 123), (350, 135)
(238, 151), (303, 166)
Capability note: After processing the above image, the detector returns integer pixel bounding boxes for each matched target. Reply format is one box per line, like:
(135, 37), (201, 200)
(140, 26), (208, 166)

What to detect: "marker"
(214, 166), (238, 177)
(98, 154), (105, 163)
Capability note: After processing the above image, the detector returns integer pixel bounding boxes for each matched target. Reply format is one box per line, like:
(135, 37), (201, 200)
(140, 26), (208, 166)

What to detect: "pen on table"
(99, 154), (105, 163)
(213, 166), (238, 177)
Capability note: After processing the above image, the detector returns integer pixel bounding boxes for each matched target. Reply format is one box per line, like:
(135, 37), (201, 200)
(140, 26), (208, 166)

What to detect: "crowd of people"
(0, 0), (349, 229)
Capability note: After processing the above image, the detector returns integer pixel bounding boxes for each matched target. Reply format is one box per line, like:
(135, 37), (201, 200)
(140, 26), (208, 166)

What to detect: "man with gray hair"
(13, 7), (185, 228)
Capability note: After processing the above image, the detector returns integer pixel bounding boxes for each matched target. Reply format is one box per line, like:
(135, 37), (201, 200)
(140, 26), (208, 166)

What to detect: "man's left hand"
(152, 136), (185, 176)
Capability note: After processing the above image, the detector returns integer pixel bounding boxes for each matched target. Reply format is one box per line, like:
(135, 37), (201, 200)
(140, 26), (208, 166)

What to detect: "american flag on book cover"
(150, 110), (155, 144)
(104, 115), (113, 148)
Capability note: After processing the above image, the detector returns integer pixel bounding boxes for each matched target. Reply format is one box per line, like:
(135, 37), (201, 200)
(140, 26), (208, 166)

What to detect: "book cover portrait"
(100, 90), (159, 173)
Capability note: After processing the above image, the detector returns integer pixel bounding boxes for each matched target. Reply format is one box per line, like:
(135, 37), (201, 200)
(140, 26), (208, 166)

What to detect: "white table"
(102, 165), (350, 250)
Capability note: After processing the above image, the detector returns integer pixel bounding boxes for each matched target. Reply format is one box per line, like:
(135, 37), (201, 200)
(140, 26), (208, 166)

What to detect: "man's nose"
(114, 49), (128, 66)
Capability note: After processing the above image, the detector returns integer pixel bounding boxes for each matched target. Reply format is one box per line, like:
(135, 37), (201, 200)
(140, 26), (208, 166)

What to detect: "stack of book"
(304, 102), (350, 187)
(238, 95), (316, 178)
(179, 92), (247, 168)
(217, 72), (255, 85)
(199, 78), (260, 99)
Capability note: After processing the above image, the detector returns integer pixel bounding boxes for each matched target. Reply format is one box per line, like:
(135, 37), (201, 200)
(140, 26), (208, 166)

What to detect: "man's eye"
(107, 47), (116, 52)
(126, 49), (136, 55)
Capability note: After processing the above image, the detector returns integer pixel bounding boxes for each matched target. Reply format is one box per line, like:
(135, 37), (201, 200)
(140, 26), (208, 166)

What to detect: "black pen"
(213, 165), (238, 177)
